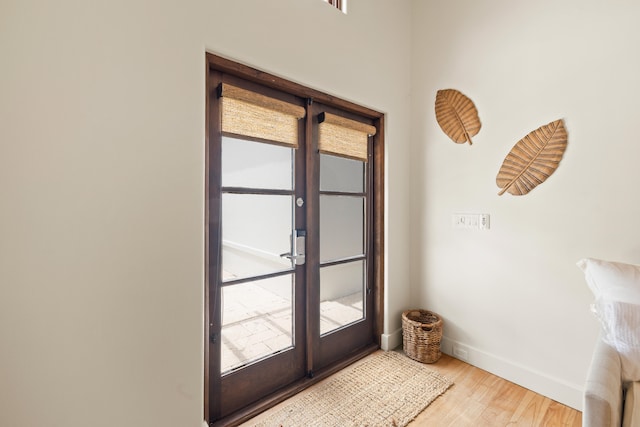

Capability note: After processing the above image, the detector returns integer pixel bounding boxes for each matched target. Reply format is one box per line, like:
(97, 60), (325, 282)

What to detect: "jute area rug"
(246, 350), (453, 427)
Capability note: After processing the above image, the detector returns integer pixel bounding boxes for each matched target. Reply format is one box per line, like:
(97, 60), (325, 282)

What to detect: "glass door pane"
(320, 195), (364, 262)
(220, 135), (297, 373)
(222, 136), (293, 190)
(221, 193), (292, 281)
(320, 261), (365, 335)
(318, 153), (367, 336)
(320, 154), (364, 193)
(221, 275), (294, 373)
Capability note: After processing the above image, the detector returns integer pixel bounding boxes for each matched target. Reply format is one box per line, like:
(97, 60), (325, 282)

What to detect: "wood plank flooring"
(243, 351), (582, 426)
(409, 353), (582, 427)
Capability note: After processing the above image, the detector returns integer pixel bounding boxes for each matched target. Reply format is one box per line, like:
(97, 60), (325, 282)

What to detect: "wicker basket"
(402, 309), (443, 363)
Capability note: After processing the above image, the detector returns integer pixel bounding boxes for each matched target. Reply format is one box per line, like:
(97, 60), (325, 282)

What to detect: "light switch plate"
(452, 213), (490, 230)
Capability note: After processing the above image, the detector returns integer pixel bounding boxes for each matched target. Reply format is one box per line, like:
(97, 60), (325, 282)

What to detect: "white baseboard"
(440, 336), (583, 411)
(381, 328), (403, 351)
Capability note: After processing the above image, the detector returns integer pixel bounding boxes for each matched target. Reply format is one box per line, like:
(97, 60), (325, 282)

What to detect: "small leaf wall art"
(496, 119), (568, 196)
(435, 89), (481, 145)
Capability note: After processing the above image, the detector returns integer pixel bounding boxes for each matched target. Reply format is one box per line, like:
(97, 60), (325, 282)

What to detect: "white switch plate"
(479, 213), (490, 230)
(452, 213), (490, 230)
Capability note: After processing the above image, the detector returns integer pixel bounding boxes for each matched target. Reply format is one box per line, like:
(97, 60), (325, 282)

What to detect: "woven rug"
(248, 351), (453, 427)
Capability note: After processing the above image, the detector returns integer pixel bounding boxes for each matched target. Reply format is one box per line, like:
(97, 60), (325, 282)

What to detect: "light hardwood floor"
(243, 351), (582, 426)
(410, 353), (582, 427)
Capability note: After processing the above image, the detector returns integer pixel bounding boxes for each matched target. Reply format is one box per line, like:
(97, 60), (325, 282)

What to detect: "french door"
(205, 54), (384, 426)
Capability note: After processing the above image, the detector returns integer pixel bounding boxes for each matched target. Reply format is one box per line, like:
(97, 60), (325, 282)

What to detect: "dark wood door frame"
(204, 52), (385, 426)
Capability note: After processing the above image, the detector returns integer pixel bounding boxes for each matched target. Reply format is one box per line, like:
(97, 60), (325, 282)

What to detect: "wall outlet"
(452, 343), (469, 362)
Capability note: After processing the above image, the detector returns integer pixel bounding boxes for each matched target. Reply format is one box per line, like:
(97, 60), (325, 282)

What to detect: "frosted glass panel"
(222, 193), (292, 281)
(222, 136), (293, 190)
(221, 275), (293, 373)
(320, 154), (364, 193)
(320, 261), (365, 335)
(320, 195), (364, 262)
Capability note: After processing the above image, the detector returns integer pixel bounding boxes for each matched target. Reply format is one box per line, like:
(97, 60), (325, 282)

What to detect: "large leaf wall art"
(496, 119), (568, 196)
(435, 89), (481, 145)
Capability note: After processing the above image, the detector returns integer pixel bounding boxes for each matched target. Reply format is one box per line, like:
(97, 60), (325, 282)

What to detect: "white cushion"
(577, 258), (640, 303)
(578, 258), (640, 381)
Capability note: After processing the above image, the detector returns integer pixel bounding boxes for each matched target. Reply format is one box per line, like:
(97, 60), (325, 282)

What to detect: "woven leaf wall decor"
(496, 119), (568, 196)
(435, 89), (481, 145)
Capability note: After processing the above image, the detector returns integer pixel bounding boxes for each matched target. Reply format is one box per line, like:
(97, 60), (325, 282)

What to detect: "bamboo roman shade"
(219, 83), (306, 147)
(318, 112), (377, 162)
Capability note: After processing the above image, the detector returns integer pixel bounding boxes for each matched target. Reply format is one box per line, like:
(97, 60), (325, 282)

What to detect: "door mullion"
(221, 187), (295, 196)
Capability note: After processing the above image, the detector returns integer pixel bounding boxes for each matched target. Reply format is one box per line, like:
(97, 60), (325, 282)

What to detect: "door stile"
(304, 99), (320, 378)
(372, 116), (385, 345)
(293, 98), (309, 379)
(366, 136), (375, 342)
(205, 68), (223, 421)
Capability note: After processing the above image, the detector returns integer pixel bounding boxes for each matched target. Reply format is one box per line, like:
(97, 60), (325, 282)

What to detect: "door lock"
(280, 229), (306, 266)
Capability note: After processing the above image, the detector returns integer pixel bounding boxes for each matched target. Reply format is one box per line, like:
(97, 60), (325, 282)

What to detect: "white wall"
(410, 0), (640, 409)
(0, 1), (412, 426)
(10, 0), (624, 420)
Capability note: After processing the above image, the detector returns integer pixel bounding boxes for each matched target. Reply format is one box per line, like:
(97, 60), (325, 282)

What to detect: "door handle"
(279, 252), (302, 261)
(280, 230), (306, 265)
